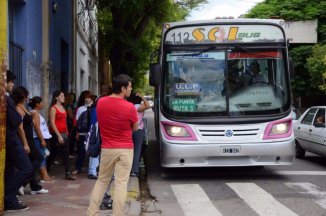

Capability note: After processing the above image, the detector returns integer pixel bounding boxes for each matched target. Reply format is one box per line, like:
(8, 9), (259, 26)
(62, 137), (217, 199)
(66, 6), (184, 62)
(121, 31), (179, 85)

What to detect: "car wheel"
(295, 140), (305, 159)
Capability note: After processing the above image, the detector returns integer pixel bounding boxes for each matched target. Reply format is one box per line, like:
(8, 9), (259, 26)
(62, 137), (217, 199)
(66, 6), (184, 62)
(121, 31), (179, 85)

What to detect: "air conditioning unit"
(86, 0), (96, 9)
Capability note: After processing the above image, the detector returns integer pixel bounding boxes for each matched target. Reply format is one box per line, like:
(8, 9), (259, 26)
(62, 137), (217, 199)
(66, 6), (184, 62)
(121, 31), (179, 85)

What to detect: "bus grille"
(195, 127), (261, 141)
(198, 129), (259, 136)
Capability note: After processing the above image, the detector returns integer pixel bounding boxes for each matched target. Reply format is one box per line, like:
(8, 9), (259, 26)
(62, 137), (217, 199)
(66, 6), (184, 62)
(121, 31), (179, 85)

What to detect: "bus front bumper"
(160, 139), (295, 167)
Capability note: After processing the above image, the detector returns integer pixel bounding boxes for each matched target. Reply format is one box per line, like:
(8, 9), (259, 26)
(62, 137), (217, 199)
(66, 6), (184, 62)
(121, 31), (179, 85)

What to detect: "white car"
(293, 106), (326, 158)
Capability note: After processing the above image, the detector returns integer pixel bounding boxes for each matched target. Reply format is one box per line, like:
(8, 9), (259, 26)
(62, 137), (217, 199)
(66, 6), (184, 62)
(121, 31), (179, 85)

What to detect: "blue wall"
(9, 0), (73, 96)
(49, 0), (73, 94)
(10, 0), (43, 96)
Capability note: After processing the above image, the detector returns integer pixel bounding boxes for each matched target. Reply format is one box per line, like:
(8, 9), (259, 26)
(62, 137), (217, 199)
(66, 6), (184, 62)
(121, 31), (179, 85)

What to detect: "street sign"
(283, 20), (318, 44)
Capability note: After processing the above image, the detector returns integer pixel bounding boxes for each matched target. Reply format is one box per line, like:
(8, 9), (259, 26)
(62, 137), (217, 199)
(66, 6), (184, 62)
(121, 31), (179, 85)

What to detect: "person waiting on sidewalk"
(87, 74), (138, 216)
(73, 90), (93, 175)
(12, 87), (49, 195)
(87, 85), (112, 179)
(4, 71), (33, 212)
(65, 92), (77, 159)
(88, 85), (112, 180)
(47, 91), (76, 180)
(127, 92), (151, 177)
(29, 96), (54, 182)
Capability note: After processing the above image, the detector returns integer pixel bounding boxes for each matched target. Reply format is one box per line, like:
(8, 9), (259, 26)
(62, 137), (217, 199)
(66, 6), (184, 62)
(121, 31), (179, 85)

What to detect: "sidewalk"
(9, 164), (141, 216)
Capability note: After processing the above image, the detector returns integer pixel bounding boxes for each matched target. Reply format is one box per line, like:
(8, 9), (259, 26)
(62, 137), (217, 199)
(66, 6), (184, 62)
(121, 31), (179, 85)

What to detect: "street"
(142, 110), (326, 216)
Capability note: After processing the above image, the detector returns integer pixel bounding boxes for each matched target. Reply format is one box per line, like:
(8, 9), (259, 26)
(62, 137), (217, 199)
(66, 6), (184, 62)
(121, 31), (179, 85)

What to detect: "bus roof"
(165, 18), (285, 28)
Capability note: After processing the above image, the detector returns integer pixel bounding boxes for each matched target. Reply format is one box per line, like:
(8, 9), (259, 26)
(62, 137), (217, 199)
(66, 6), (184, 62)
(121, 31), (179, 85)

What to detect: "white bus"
(150, 19), (295, 167)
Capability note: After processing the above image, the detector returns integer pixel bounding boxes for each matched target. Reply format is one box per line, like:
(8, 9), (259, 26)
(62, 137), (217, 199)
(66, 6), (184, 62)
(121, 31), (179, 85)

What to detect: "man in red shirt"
(88, 74), (138, 216)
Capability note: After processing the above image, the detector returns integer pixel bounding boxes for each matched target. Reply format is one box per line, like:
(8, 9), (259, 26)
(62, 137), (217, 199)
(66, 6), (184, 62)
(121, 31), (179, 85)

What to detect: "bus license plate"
(221, 146), (241, 154)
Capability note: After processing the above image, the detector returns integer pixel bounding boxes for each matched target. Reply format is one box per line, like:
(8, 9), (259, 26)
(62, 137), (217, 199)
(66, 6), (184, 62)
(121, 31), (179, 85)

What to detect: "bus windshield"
(162, 48), (290, 118)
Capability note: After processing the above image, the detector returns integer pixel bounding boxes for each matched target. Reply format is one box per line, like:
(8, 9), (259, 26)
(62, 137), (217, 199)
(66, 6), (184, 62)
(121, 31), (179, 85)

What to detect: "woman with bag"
(46, 90), (76, 180)
(128, 92), (151, 177)
(29, 96), (53, 182)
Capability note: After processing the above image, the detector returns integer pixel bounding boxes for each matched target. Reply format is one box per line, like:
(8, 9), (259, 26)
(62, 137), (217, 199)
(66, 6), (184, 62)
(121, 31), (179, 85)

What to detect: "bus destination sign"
(165, 25), (284, 44)
(171, 98), (197, 112)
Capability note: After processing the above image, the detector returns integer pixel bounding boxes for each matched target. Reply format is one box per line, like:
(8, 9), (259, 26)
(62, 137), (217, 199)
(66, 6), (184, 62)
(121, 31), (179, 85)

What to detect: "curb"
(101, 176), (141, 216)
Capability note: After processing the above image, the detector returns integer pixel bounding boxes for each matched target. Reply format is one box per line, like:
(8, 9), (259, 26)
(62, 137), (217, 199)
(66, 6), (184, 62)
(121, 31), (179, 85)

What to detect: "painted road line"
(171, 184), (223, 216)
(274, 171), (326, 176)
(227, 183), (298, 216)
(285, 182), (326, 209)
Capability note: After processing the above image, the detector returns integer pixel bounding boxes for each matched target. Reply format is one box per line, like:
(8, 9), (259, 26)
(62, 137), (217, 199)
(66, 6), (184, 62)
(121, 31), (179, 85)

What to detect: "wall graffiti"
(26, 59), (42, 97)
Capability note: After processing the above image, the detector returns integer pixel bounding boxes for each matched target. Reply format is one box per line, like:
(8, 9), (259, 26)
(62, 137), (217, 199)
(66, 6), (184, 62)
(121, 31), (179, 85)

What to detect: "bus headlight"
(263, 119), (292, 140)
(270, 123), (289, 135)
(161, 121), (198, 141)
(165, 126), (190, 137)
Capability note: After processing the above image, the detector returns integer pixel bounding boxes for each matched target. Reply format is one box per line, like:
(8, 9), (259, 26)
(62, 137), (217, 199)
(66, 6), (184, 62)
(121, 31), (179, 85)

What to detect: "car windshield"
(162, 49), (290, 118)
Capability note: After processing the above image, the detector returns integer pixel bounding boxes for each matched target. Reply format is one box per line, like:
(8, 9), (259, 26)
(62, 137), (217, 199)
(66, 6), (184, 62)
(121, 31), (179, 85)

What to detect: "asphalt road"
(142, 110), (326, 216)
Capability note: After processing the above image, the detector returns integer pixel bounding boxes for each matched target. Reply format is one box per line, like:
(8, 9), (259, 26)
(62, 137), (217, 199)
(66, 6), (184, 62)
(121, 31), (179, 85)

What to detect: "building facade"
(8, 0), (74, 97)
(7, 0), (100, 108)
(74, 0), (98, 97)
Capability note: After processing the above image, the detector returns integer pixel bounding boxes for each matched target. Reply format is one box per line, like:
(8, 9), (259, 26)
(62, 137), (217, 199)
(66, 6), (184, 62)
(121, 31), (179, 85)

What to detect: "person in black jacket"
(4, 70), (33, 213)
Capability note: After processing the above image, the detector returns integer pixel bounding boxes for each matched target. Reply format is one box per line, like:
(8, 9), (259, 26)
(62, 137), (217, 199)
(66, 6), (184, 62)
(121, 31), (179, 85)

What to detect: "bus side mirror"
(289, 57), (294, 81)
(149, 63), (161, 86)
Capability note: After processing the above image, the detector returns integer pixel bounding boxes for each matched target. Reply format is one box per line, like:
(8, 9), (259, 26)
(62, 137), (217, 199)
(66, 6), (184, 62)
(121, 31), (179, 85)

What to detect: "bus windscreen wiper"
(233, 44), (252, 53)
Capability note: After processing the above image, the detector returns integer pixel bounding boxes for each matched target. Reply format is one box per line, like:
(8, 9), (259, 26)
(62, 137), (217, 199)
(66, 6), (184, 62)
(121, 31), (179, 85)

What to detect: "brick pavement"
(7, 164), (141, 216)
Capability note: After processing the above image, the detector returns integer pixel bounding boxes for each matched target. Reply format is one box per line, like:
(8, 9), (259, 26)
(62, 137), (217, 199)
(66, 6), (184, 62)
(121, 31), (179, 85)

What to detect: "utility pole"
(42, 0), (50, 119)
(0, 0), (8, 213)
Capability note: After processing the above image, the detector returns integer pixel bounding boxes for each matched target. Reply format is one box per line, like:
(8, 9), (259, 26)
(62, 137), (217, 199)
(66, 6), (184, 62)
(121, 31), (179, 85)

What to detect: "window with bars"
(9, 41), (24, 86)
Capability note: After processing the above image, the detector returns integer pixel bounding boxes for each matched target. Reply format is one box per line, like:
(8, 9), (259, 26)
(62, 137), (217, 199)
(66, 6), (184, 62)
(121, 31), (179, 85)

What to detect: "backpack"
(85, 123), (101, 157)
(84, 108), (101, 157)
(77, 107), (91, 133)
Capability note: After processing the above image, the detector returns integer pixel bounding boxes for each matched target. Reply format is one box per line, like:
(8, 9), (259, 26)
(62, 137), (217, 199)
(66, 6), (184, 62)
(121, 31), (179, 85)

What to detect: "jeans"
(89, 156), (99, 176)
(27, 158), (43, 191)
(87, 148), (133, 216)
(131, 129), (144, 173)
(34, 137), (46, 168)
(75, 135), (86, 172)
(5, 139), (33, 208)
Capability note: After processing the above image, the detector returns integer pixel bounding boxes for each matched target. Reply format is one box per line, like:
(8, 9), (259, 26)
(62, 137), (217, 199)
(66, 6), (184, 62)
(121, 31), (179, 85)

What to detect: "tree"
(97, 0), (206, 89)
(246, 0), (326, 96)
(289, 46), (313, 96)
(306, 44), (326, 94)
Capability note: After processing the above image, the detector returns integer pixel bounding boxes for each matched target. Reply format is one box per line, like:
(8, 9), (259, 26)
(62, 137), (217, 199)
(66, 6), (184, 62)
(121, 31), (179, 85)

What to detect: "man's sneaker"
(17, 186), (24, 195)
(100, 198), (113, 210)
(88, 174), (97, 179)
(5, 204), (29, 213)
(139, 160), (145, 168)
(53, 160), (63, 166)
(16, 195), (22, 204)
(30, 188), (49, 195)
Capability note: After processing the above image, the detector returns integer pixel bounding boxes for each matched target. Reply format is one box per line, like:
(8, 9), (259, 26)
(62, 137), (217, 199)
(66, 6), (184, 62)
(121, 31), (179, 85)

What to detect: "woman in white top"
(29, 96), (53, 182)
